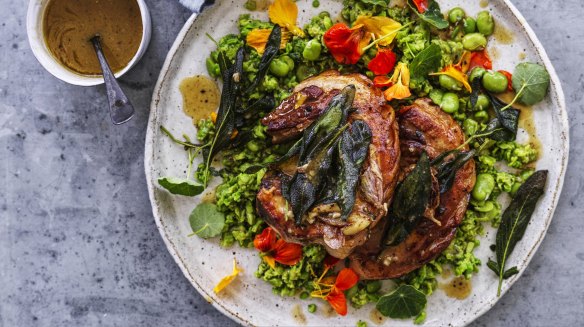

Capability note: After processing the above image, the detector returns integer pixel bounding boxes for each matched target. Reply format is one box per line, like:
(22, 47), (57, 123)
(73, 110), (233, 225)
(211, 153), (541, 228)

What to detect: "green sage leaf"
(490, 170), (548, 295)
(158, 177), (204, 196)
(376, 285), (427, 319)
(336, 120), (372, 220)
(246, 25), (282, 94)
(189, 202), (225, 239)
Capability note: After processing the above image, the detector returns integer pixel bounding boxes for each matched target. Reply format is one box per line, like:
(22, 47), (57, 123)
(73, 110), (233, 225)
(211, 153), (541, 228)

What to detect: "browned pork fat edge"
(256, 71), (401, 259)
(349, 98), (476, 279)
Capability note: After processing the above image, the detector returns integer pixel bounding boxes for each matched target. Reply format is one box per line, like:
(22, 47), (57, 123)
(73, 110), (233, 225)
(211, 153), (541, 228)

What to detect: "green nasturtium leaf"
(376, 285), (427, 319)
(189, 202), (225, 239)
(158, 177), (204, 196)
(409, 44), (443, 80)
(408, 0), (449, 30)
(512, 62), (550, 106)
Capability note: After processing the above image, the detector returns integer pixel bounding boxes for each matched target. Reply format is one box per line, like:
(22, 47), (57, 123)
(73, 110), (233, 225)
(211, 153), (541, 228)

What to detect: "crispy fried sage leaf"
(376, 285), (427, 319)
(469, 78), (482, 109)
(285, 86), (356, 224)
(434, 150), (476, 193)
(485, 92), (520, 141)
(246, 25), (282, 94)
(201, 47), (245, 186)
(336, 120), (372, 220)
(158, 177), (204, 196)
(383, 152), (432, 246)
(408, 0), (449, 30)
(488, 170), (548, 296)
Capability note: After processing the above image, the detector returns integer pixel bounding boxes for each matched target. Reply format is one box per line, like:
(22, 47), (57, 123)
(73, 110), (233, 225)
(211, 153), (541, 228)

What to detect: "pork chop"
(256, 71), (401, 259)
(350, 98), (476, 279)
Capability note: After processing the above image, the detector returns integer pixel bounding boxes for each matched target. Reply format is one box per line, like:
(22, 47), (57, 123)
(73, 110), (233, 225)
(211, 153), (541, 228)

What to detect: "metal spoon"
(90, 35), (135, 125)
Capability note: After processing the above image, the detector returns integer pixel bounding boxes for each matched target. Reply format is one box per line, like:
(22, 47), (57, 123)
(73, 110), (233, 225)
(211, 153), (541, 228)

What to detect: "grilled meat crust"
(349, 98), (476, 279)
(256, 71), (401, 259)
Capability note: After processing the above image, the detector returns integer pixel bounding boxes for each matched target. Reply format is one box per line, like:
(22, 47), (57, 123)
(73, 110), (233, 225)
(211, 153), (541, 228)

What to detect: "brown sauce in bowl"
(43, 0), (143, 75)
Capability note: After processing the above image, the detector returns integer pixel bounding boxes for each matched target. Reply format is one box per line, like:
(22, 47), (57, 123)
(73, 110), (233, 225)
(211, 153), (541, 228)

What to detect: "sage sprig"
(488, 170), (548, 296)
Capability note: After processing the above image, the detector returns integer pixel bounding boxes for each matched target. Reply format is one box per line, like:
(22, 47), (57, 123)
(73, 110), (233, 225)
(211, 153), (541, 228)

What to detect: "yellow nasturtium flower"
(384, 62), (411, 101)
(431, 65), (472, 92)
(354, 16), (402, 47)
(246, 29), (291, 54)
(213, 259), (242, 294)
(268, 0), (305, 37)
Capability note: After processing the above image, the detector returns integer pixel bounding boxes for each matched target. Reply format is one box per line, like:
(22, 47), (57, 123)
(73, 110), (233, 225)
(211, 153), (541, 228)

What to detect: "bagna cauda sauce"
(43, 0), (143, 75)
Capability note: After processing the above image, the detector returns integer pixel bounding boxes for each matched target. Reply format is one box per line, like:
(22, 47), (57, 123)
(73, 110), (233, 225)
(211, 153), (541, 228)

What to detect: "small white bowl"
(26, 0), (152, 86)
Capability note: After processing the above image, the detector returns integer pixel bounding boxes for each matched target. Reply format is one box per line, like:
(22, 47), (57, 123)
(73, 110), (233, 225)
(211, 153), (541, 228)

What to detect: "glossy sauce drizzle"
(179, 75), (220, 124)
(440, 276), (472, 300)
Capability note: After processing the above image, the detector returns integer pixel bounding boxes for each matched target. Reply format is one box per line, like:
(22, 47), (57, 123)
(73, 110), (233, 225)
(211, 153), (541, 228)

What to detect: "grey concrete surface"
(1, 0), (582, 326)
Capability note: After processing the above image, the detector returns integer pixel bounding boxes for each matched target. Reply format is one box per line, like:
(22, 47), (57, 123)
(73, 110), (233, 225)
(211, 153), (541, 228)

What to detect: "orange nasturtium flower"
(469, 49), (493, 71)
(412, 0), (429, 13)
(246, 29), (291, 54)
(354, 16), (402, 47)
(268, 0), (304, 37)
(253, 227), (303, 268)
(368, 48), (397, 76)
(431, 65), (472, 93)
(311, 268), (359, 316)
(214, 259), (242, 294)
(324, 23), (372, 65)
(383, 62), (412, 101)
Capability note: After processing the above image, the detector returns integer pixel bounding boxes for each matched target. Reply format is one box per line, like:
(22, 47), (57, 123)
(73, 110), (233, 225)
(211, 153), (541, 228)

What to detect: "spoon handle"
(91, 36), (135, 125)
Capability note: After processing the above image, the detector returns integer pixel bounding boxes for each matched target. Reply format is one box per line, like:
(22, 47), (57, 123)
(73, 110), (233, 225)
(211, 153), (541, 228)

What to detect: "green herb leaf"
(189, 202), (225, 239)
(409, 44), (442, 80)
(284, 86), (356, 224)
(408, 0), (449, 30)
(485, 92), (520, 141)
(158, 177), (204, 196)
(376, 285), (427, 319)
(490, 170), (548, 296)
(434, 150), (476, 193)
(502, 266), (519, 279)
(246, 25), (282, 94)
(382, 151), (432, 247)
(336, 120), (372, 220)
(201, 47), (245, 186)
(469, 78), (482, 109)
(512, 63), (550, 106)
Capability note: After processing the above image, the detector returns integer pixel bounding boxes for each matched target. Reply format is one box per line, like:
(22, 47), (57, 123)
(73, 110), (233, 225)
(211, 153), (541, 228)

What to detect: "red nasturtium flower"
(323, 23), (372, 65)
(412, 0), (429, 13)
(311, 268), (359, 316)
(253, 227), (303, 268)
(498, 70), (514, 91)
(368, 48), (397, 76)
(469, 49), (493, 71)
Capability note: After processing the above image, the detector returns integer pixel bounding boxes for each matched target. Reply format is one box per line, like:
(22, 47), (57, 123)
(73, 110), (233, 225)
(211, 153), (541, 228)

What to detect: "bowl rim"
(26, 0), (152, 87)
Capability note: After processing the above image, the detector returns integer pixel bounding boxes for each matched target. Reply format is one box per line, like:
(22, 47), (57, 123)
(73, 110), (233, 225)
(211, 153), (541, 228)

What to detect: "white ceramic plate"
(145, 1), (569, 326)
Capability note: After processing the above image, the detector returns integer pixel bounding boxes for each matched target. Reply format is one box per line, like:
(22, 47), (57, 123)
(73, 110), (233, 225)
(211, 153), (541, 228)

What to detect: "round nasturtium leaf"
(189, 202), (225, 239)
(376, 285), (427, 319)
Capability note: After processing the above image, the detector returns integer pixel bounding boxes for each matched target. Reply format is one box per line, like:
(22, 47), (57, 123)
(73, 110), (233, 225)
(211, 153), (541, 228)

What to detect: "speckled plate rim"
(144, 2), (569, 326)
